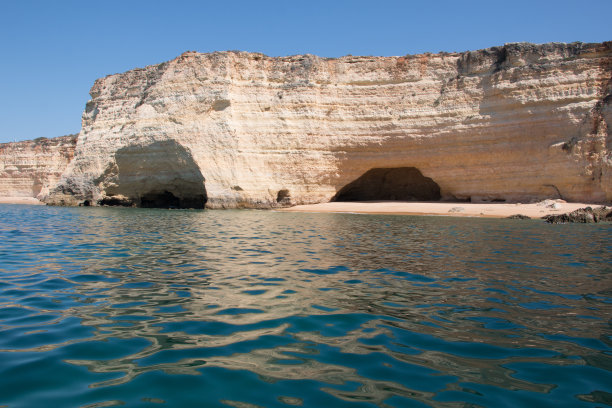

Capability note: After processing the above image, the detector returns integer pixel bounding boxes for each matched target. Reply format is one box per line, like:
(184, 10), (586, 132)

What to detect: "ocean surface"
(0, 204), (610, 408)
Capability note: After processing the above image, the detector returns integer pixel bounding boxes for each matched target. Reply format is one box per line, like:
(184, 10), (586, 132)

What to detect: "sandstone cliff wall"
(45, 42), (611, 208)
(0, 135), (77, 200)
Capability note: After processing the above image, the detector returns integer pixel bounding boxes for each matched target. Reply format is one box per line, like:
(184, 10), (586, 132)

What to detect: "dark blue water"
(0, 204), (610, 407)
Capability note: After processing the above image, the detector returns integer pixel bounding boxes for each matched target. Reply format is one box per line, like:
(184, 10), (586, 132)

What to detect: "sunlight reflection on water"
(0, 205), (610, 407)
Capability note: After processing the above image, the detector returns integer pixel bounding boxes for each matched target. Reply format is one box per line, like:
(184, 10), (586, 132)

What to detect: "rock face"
(0, 135), (77, 200)
(543, 206), (612, 223)
(25, 42), (612, 208)
(507, 214), (531, 220)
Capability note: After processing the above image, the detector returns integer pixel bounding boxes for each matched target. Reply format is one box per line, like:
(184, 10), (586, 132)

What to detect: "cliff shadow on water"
(100, 140), (207, 209)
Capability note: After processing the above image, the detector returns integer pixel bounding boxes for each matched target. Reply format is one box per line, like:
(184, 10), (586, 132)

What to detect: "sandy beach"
(281, 200), (607, 218)
(0, 197), (45, 205)
(0, 197), (607, 218)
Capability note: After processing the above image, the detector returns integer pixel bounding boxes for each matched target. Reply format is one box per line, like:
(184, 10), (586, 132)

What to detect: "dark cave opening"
(139, 191), (207, 209)
(140, 191), (181, 209)
(178, 194), (207, 209)
(276, 189), (290, 203)
(332, 167), (441, 202)
(102, 140), (208, 209)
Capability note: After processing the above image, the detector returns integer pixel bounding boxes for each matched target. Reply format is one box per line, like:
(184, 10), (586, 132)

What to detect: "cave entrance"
(332, 167), (441, 202)
(103, 140), (207, 209)
(140, 191), (181, 209)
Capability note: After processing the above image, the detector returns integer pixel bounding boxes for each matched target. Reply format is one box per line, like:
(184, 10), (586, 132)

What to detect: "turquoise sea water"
(0, 204), (610, 408)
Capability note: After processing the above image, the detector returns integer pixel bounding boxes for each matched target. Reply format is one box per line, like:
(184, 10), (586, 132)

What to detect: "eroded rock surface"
(0, 135), (77, 200)
(507, 214), (531, 220)
(7, 42), (611, 208)
(543, 206), (612, 223)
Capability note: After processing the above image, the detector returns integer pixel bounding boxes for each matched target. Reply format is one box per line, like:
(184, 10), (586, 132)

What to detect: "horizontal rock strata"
(5, 41), (612, 208)
(0, 135), (77, 200)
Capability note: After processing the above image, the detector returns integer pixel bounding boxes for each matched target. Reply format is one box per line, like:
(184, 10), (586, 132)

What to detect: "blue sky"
(0, 0), (610, 143)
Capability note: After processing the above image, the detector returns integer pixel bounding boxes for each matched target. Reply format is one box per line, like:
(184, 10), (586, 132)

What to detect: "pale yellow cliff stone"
(8, 42), (612, 208)
(0, 135), (76, 201)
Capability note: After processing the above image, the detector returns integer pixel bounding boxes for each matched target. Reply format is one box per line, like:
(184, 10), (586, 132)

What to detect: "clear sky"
(0, 0), (610, 143)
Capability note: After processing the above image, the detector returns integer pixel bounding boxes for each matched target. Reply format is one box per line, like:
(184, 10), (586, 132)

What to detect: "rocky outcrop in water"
(0, 135), (77, 200)
(2, 41), (611, 208)
(543, 206), (612, 223)
(507, 214), (531, 220)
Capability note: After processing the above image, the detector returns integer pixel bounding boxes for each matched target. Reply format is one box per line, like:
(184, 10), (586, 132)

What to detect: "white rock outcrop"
(13, 42), (612, 208)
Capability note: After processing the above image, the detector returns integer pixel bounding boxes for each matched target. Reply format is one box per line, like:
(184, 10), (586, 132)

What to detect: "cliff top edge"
(97, 40), (611, 79)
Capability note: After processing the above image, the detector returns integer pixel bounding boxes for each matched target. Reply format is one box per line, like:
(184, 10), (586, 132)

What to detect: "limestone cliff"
(41, 41), (612, 208)
(0, 135), (77, 200)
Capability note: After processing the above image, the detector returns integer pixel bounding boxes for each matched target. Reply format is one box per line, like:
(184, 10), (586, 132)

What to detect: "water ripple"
(0, 204), (610, 407)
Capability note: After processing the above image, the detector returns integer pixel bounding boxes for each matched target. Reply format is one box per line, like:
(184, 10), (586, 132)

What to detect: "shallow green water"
(0, 204), (610, 407)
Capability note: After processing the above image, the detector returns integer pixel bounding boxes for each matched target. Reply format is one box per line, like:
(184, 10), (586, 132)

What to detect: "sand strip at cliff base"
(280, 201), (607, 218)
(0, 197), (44, 205)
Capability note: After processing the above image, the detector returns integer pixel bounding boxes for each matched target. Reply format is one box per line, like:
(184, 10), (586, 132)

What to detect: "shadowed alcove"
(332, 167), (441, 202)
(100, 140), (207, 209)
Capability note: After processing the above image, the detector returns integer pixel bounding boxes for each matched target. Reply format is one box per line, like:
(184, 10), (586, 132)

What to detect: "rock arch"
(100, 140), (207, 209)
(332, 167), (441, 202)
